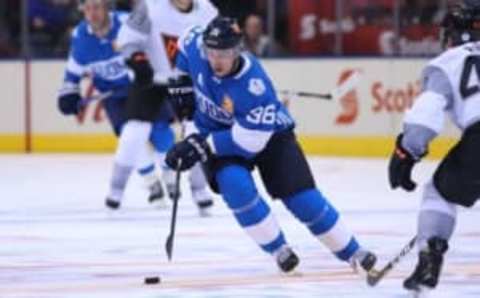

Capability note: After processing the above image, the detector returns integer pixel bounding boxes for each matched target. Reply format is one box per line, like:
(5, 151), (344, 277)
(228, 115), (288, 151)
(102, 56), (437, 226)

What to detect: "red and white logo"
(335, 69), (360, 125)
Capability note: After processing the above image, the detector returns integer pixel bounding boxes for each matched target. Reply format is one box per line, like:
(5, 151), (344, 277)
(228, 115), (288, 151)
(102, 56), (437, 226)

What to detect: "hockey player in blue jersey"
(57, 0), (175, 209)
(165, 17), (377, 275)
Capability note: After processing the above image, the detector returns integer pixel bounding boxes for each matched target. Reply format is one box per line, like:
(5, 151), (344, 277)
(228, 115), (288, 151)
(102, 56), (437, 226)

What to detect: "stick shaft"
(278, 90), (332, 100)
(165, 160), (182, 261)
(165, 124), (186, 261)
(278, 70), (362, 101)
(80, 90), (113, 107)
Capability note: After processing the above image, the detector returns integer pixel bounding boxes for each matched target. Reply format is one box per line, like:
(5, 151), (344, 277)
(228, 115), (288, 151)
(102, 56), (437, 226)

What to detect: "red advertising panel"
(288, 0), (440, 56)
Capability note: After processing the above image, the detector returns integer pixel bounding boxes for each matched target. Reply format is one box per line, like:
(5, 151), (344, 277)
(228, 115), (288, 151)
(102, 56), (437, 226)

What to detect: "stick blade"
(366, 270), (382, 287)
(165, 234), (173, 261)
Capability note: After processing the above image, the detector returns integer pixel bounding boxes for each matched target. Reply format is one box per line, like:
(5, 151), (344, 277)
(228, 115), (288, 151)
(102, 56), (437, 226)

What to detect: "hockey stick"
(367, 236), (417, 287)
(80, 84), (131, 107)
(278, 69), (362, 101)
(79, 90), (113, 108)
(278, 90), (332, 100)
(165, 123), (187, 261)
(165, 159), (182, 261)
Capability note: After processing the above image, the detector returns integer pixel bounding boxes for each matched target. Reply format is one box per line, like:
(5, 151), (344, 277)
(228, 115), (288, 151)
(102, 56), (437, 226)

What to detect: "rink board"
(0, 59), (459, 156)
(0, 134), (457, 160)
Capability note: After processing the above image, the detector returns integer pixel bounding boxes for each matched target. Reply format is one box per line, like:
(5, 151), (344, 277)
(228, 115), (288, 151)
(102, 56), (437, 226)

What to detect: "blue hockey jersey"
(61, 11), (130, 97)
(176, 26), (295, 159)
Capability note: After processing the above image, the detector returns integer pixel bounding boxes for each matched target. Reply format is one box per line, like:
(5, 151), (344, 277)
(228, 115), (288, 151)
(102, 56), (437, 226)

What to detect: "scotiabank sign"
(288, 0), (441, 55)
(371, 80), (421, 113)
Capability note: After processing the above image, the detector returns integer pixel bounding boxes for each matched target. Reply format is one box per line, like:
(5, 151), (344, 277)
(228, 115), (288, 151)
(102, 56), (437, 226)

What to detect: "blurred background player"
(242, 13), (279, 57)
(165, 17), (377, 275)
(115, 0), (218, 216)
(388, 0), (480, 294)
(57, 0), (174, 209)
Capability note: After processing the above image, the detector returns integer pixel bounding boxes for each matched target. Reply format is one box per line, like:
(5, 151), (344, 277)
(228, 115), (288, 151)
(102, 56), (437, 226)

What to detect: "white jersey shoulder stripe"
(231, 122), (273, 154)
(66, 55), (86, 76)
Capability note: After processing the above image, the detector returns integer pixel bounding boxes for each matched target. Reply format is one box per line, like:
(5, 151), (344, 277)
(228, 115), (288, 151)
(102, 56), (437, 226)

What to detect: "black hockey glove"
(126, 52), (154, 86)
(388, 134), (419, 192)
(58, 92), (81, 115)
(166, 134), (211, 172)
(168, 76), (195, 121)
(128, 83), (169, 101)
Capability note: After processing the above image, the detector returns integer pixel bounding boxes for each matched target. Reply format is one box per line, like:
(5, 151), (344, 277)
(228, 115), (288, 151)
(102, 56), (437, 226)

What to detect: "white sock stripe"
(243, 212), (282, 246)
(189, 162), (208, 191)
(155, 152), (167, 168)
(316, 218), (353, 253)
(232, 195), (261, 215)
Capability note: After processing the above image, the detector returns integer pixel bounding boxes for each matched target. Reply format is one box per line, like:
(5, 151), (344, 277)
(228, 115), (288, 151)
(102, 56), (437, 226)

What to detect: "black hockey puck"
(144, 276), (161, 285)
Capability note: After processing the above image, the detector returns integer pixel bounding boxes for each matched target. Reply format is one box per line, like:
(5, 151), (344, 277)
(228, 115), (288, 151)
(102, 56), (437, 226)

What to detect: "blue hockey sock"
(138, 164), (155, 176)
(217, 165), (287, 254)
(149, 121), (174, 152)
(284, 189), (359, 261)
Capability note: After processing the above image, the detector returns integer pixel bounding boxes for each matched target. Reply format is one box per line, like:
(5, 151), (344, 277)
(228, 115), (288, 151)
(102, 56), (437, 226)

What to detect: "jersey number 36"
(246, 104), (276, 125)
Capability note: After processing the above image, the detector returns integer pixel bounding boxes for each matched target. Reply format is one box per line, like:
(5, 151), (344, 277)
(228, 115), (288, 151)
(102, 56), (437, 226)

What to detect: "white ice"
(0, 155), (479, 298)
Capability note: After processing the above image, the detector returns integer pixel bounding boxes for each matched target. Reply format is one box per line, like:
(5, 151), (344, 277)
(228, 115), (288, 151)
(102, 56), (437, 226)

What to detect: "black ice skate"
(350, 250), (377, 274)
(105, 198), (121, 210)
(404, 237), (448, 292)
(196, 199), (214, 217)
(192, 188), (214, 217)
(275, 246), (300, 273)
(148, 180), (167, 207)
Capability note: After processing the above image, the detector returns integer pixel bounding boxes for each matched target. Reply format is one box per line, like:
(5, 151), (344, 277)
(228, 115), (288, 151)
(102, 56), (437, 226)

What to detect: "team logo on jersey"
(222, 95), (234, 114)
(248, 78), (266, 96)
(161, 33), (179, 69)
(196, 88), (234, 125)
(89, 56), (128, 80)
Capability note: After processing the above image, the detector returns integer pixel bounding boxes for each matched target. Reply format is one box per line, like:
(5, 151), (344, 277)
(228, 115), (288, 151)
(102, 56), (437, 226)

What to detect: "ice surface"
(0, 155), (478, 298)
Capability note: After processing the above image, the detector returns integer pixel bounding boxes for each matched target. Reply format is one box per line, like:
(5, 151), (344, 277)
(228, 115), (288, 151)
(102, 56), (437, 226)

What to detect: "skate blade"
(279, 269), (303, 277)
(198, 208), (212, 218)
(410, 286), (430, 298)
(149, 199), (168, 209)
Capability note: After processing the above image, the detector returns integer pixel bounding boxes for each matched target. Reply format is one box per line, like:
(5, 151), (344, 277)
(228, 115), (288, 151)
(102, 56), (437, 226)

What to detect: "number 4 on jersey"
(460, 55), (480, 99)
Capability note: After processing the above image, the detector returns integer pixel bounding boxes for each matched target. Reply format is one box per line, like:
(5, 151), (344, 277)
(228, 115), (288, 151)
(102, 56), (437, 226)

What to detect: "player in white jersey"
(388, 0), (480, 294)
(114, 0), (218, 216)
